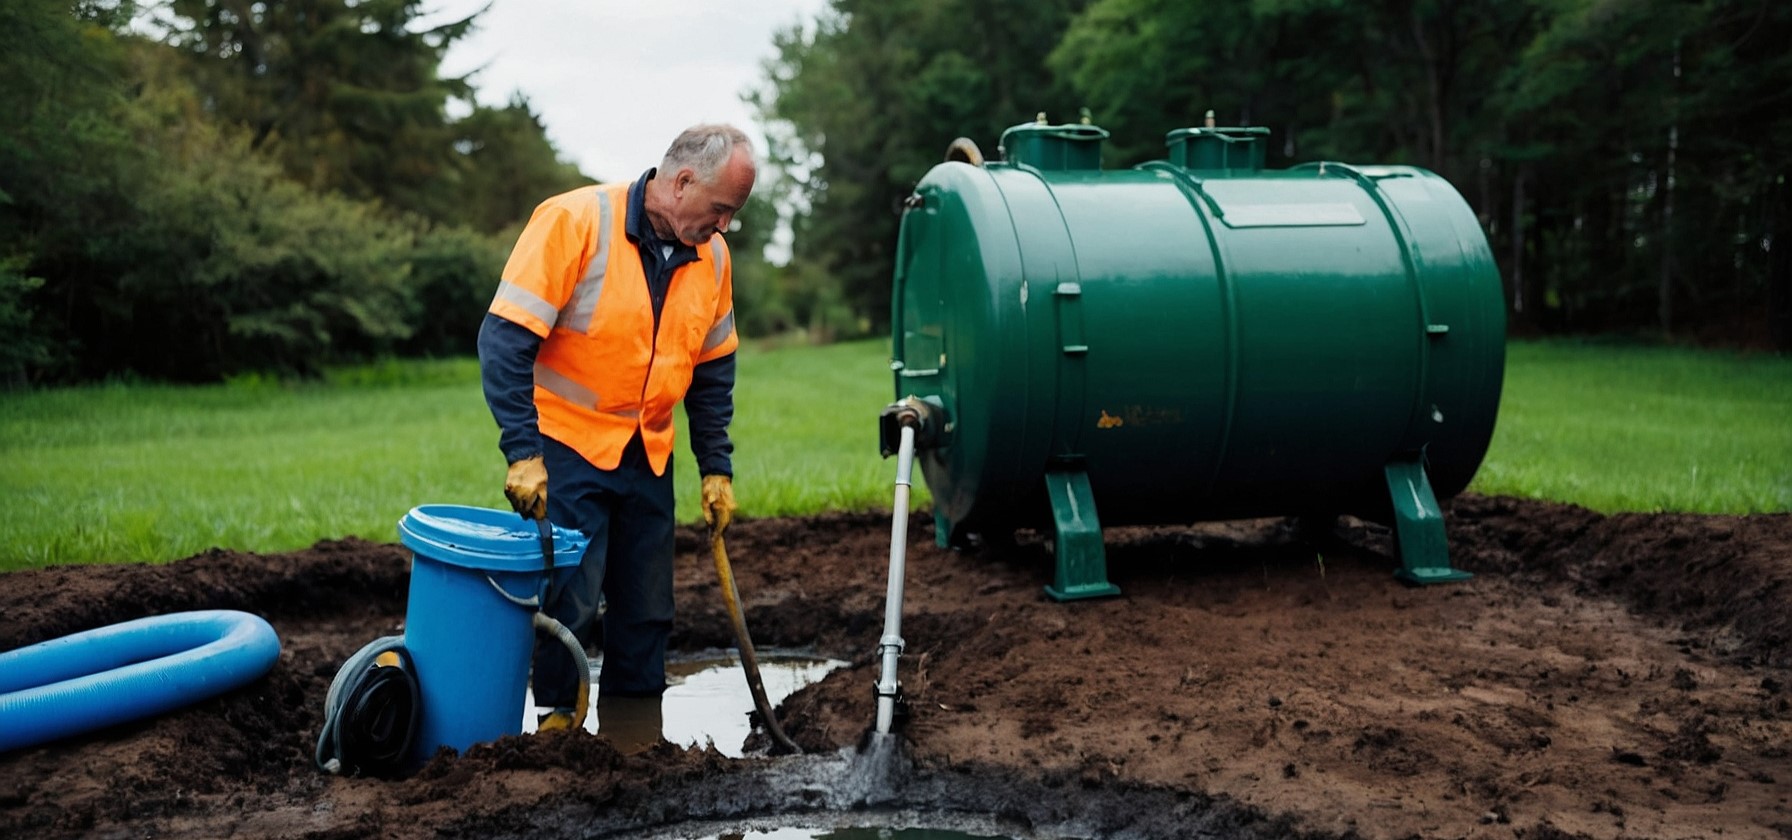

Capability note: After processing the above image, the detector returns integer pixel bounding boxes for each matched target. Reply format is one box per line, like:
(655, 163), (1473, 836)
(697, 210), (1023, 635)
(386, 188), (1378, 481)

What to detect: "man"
(478, 124), (754, 731)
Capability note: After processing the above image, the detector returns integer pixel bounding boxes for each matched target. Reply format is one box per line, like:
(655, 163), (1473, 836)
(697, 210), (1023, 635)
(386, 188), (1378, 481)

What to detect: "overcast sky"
(422, 1), (830, 181)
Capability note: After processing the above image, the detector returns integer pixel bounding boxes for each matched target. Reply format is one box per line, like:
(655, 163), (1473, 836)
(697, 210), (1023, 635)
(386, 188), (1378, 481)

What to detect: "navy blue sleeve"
(476, 313), (544, 464)
(685, 352), (735, 477)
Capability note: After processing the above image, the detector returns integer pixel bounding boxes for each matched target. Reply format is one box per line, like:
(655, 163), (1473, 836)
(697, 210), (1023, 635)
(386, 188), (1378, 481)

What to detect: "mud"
(2, 494), (1790, 839)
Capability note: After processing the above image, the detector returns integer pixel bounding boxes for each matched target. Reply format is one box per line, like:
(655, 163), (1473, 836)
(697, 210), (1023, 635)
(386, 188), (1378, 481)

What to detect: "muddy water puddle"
(522, 650), (844, 756)
(520, 655), (1025, 839)
(691, 829), (1012, 839)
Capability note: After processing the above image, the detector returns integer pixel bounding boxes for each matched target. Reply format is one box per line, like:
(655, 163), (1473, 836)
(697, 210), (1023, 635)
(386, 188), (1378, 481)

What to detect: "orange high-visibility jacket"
(487, 182), (738, 476)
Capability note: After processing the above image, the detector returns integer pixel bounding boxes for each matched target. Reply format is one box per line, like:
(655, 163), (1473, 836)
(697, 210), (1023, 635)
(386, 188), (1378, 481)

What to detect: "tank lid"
(399, 504), (586, 572)
(1166, 120), (1271, 173)
(999, 111), (1110, 171)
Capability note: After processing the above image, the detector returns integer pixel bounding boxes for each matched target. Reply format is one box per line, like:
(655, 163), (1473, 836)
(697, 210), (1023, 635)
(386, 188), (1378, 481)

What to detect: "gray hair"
(660, 124), (755, 183)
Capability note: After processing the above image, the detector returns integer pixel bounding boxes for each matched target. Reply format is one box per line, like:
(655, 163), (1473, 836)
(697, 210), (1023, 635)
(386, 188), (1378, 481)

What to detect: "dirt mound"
(2, 495), (1789, 839)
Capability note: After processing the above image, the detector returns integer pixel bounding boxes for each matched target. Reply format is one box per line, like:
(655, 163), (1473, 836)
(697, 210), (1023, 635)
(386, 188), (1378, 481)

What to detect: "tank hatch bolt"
(1079, 106), (1093, 125)
(1204, 109), (1216, 128)
(1036, 111), (1048, 124)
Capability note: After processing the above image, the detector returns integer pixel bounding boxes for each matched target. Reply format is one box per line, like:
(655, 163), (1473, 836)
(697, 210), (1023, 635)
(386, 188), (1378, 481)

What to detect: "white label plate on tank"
(1218, 202), (1366, 228)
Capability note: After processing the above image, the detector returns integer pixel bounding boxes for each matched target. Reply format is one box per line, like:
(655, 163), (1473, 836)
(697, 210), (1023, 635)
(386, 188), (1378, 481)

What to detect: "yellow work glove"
(504, 455), (548, 521)
(701, 474), (736, 532)
(537, 710), (576, 732)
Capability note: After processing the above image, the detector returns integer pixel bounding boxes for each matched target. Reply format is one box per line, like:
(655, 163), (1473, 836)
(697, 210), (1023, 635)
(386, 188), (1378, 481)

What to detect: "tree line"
(753, 0), (1791, 350)
(1, 0), (595, 385)
(6, 1), (1787, 387)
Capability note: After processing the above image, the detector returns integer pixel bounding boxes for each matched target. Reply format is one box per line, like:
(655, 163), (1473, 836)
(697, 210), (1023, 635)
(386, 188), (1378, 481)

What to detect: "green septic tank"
(888, 116), (1505, 600)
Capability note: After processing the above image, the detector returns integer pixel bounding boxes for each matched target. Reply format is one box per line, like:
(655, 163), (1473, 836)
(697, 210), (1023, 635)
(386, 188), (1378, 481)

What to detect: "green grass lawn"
(1471, 340), (1792, 514)
(1, 338), (1785, 570)
(0, 342), (908, 570)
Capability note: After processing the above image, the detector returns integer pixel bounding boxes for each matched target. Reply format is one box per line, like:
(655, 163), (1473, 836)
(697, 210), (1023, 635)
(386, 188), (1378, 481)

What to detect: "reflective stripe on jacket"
(487, 182), (739, 475)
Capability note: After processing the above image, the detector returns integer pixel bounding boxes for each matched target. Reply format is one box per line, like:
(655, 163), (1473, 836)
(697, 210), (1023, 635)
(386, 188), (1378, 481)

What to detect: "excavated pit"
(2, 494), (1790, 839)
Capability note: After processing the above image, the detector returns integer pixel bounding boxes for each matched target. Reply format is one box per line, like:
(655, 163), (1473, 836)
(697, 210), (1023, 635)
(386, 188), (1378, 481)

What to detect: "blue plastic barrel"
(398, 505), (585, 762)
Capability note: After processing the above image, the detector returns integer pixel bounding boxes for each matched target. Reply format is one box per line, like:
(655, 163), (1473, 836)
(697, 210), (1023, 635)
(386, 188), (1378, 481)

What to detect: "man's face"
(669, 148), (756, 247)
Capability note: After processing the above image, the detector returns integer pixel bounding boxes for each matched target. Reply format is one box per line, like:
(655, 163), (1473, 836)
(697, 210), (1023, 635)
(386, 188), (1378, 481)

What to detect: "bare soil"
(2, 494), (1790, 839)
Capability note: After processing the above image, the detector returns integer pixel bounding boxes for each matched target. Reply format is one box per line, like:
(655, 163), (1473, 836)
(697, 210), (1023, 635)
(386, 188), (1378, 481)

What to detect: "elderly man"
(478, 124), (754, 731)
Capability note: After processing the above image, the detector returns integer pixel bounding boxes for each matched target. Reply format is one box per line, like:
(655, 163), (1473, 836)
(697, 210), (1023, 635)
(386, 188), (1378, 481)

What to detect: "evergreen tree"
(450, 95), (590, 234)
(162, 0), (479, 220)
(753, 0), (1091, 330)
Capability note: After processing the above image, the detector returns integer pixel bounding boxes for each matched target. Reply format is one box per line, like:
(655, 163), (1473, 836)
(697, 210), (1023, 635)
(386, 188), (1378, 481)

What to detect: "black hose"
(315, 637), (418, 777)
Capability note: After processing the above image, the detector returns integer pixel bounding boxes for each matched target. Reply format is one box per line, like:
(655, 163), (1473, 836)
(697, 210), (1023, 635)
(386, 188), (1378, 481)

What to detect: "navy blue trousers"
(533, 433), (676, 706)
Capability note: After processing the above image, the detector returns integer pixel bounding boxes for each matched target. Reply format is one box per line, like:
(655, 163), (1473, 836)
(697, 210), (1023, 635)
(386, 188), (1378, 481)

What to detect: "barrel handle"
(944, 137), (984, 166)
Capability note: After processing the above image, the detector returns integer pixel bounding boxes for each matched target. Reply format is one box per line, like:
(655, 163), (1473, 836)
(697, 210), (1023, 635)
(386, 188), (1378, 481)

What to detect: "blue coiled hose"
(0, 610), (282, 753)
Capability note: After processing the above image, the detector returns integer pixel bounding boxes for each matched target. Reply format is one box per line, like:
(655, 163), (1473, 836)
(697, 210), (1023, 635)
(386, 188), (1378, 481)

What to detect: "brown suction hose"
(710, 522), (802, 754)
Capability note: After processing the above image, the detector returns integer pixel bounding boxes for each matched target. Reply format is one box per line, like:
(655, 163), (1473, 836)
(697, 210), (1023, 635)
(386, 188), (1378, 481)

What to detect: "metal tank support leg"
(1383, 459), (1472, 585)
(1043, 469), (1121, 601)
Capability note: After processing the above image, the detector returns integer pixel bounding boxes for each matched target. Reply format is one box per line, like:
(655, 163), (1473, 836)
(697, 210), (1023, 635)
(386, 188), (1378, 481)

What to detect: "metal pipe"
(875, 422), (917, 734)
